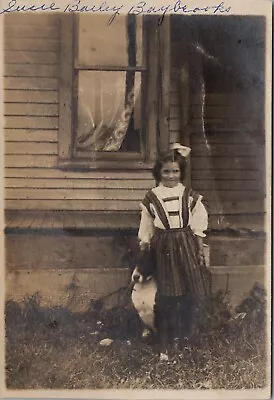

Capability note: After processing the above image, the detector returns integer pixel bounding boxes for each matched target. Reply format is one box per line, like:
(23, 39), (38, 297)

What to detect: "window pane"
(77, 15), (143, 67)
(76, 71), (142, 152)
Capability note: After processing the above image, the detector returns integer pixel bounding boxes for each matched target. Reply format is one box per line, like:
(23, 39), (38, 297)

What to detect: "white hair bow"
(170, 142), (191, 157)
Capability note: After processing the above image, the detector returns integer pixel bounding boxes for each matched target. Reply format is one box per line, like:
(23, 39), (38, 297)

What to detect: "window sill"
(57, 158), (154, 171)
(75, 151), (143, 160)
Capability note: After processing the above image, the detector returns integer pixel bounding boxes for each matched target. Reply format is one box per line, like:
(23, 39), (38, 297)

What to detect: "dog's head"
(131, 267), (153, 284)
(131, 266), (144, 283)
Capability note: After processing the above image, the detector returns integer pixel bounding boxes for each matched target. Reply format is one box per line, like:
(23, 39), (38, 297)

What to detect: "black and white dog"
(131, 267), (157, 336)
(131, 267), (171, 362)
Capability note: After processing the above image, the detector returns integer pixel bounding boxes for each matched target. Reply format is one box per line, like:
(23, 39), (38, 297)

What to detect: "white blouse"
(138, 183), (208, 247)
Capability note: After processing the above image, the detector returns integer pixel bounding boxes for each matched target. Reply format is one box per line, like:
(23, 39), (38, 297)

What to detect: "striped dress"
(138, 183), (211, 300)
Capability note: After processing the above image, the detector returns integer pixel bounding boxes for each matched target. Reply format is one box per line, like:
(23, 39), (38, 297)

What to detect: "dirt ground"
(5, 284), (268, 390)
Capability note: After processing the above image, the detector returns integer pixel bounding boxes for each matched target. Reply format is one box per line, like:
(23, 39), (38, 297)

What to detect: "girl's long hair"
(152, 150), (187, 185)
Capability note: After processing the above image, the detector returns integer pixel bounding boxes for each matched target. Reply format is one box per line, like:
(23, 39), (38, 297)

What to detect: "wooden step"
(209, 265), (265, 311)
(5, 265), (266, 312)
(207, 235), (266, 266)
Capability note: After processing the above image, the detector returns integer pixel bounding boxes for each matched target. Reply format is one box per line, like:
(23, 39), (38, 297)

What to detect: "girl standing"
(133, 144), (211, 361)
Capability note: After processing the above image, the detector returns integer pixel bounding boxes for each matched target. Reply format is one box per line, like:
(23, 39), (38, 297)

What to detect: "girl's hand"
(197, 249), (205, 265)
(140, 242), (150, 251)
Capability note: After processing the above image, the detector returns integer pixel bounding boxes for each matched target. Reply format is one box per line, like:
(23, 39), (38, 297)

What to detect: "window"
(58, 14), (170, 170)
(75, 15), (144, 158)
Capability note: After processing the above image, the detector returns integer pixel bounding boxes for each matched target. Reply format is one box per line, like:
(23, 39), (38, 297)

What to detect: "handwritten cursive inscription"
(63, 0), (123, 23)
(129, 1), (231, 24)
(0, 0), (60, 13)
(0, 0), (232, 24)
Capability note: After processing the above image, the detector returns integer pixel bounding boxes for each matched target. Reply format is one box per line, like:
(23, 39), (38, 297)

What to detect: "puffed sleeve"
(190, 196), (208, 237)
(138, 203), (155, 249)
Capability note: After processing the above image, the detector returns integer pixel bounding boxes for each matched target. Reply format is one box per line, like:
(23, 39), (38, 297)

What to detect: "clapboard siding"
(190, 92), (264, 212)
(4, 168), (154, 180)
(5, 178), (154, 190)
(190, 105), (256, 119)
(5, 25), (59, 38)
(190, 180), (258, 191)
(5, 130), (58, 142)
(191, 94), (254, 106)
(6, 154), (58, 168)
(4, 38), (60, 52)
(191, 156), (259, 171)
(4, 64), (59, 78)
(169, 29), (264, 229)
(5, 77), (59, 90)
(4, 14), (155, 215)
(191, 170), (259, 180)
(5, 51), (59, 64)
(5, 91), (58, 103)
(190, 120), (254, 132)
(4, 14), (265, 223)
(6, 188), (148, 201)
(6, 188), (261, 201)
(192, 144), (257, 156)
(4, 14), (60, 25)
(5, 199), (264, 214)
(5, 199), (141, 211)
(5, 117), (59, 129)
(5, 153), (258, 170)
(5, 142), (58, 155)
(4, 15), (59, 211)
(190, 131), (261, 144)
(5, 104), (59, 116)
(4, 11), (60, 216)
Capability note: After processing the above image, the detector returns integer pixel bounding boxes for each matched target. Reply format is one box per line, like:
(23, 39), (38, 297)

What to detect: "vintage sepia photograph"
(1, 2), (272, 397)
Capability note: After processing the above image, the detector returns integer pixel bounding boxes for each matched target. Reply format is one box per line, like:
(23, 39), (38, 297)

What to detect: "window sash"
(58, 14), (162, 170)
(74, 14), (146, 70)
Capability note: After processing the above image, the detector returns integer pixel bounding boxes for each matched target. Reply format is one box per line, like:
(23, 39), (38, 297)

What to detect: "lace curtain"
(76, 71), (141, 152)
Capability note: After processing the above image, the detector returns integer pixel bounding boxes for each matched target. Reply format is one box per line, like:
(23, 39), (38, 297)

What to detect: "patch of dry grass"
(5, 285), (268, 390)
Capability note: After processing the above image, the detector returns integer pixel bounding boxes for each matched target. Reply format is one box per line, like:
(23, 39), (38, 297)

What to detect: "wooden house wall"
(170, 22), (265, 233)
(4, 14), (265, 232)
(4, 14), (154, 215)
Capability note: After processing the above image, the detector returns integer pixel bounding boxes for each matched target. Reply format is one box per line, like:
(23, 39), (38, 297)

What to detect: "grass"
(5, 283), (268, 390)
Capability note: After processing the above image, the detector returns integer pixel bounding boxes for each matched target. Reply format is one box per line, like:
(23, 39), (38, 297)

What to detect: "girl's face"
(160, 161), (181, 188)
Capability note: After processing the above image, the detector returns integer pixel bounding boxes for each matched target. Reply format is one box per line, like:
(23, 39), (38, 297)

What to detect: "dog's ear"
(131, 266), (139, 278)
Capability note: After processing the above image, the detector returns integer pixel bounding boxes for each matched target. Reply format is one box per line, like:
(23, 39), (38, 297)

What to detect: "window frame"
(58, 14), (170, 171)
